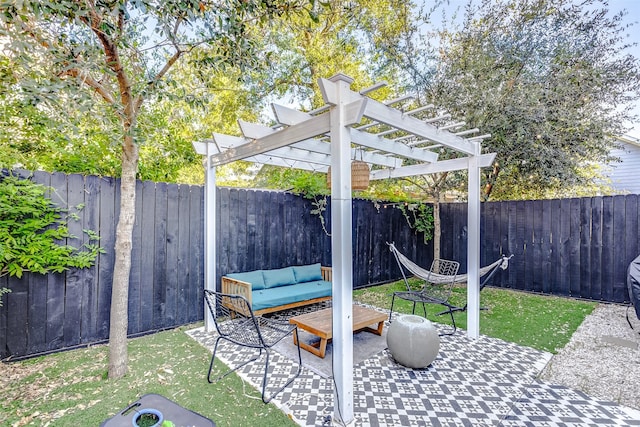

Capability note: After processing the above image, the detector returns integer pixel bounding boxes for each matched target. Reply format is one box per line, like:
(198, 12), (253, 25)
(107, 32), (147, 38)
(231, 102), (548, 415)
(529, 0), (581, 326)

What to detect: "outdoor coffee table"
(289, 305), (387, 358)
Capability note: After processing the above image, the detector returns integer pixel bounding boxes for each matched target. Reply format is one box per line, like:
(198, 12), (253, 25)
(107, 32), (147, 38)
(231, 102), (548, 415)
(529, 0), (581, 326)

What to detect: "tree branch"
(59, 68), (115, 104)
(75, 1), (133, 120)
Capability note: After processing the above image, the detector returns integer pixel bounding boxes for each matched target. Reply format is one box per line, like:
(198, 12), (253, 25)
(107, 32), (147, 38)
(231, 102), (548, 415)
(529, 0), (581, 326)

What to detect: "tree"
(0, 0), (313, 379)
(243, 0), (422, 191)
(425, 0), (640, 200)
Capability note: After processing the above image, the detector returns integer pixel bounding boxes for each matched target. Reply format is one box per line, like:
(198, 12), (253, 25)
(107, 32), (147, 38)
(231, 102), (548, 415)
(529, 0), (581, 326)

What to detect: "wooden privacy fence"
(0, 171), (427, 359)
(440, 196), (638, 303)
(1, 169), (637, 360)
(0, 171), (205, 359)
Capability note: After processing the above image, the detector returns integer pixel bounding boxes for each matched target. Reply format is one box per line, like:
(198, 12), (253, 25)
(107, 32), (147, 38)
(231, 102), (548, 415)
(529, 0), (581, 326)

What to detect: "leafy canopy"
(427, 0), (640, 200)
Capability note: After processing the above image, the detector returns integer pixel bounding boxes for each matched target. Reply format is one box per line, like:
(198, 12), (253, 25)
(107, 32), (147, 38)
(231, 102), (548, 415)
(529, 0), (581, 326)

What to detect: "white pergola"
(193, 74), (495, 425)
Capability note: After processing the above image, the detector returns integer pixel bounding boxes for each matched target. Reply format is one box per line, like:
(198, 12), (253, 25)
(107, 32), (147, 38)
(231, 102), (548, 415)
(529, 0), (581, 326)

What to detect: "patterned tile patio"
(186, 304), (640, 426)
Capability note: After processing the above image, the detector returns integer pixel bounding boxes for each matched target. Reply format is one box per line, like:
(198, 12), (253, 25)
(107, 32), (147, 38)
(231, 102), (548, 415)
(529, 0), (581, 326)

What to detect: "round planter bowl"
(387, 314), (440, 368)
(132, 408), (164, 427)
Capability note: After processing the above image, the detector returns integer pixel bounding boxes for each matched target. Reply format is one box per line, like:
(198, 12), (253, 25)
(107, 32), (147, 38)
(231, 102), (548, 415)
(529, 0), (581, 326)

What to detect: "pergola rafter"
(193, 74), (496, 426)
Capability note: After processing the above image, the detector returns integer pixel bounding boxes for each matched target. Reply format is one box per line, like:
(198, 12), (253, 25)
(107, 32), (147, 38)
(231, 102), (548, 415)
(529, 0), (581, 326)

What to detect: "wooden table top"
(289, 305), (387, 339)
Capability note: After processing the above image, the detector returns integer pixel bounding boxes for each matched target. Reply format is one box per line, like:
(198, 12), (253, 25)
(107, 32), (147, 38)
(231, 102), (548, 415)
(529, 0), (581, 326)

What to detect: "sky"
(438, 0), (640, 137)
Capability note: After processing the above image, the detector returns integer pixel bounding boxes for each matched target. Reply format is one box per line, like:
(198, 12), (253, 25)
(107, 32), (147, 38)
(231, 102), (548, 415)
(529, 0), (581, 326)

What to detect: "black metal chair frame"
(389, 257), (461, 336)
(203, 289), (302, 403)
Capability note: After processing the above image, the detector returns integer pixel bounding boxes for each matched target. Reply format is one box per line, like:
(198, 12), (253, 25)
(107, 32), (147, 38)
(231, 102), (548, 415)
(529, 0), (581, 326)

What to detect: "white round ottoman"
(387, 314), (440, 368)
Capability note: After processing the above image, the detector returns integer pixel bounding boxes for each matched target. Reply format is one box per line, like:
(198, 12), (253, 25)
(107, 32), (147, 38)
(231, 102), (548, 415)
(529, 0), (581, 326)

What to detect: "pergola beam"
(208, 114), (332, 166)
(349, 127), (439, 163)
(363, 98), (476, 155)
(370, 153), (496, 180)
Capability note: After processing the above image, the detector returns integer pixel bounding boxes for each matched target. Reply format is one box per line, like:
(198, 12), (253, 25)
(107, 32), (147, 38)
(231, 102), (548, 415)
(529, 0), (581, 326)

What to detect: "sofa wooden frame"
(221, 266), (332, 316)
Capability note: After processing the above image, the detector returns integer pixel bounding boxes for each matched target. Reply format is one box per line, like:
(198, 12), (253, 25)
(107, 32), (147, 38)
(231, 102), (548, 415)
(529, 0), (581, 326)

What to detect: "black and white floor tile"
(187, 305), (640, 426)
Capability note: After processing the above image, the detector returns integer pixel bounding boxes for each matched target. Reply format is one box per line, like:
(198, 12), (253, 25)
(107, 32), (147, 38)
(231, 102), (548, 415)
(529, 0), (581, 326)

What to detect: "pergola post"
(328, 74), (355, 425)
(196, 141), (217, 332)
(467, 144), (482, 338)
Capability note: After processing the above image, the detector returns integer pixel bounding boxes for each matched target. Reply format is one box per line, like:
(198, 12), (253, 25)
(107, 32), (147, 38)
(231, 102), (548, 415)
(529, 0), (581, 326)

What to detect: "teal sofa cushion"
(292, 263), (323, 283)
(262, 267), (296, 288)
(251, 280), (332, 311)
(226, 270), (265, 291)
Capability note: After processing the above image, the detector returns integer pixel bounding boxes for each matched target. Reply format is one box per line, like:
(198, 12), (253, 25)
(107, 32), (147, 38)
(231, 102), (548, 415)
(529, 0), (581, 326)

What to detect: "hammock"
(387, 242), (512, 335)
(388, 242), (511, 286)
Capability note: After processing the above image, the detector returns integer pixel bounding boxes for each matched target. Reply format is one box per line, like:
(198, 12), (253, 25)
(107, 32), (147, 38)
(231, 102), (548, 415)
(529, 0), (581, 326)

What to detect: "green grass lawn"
(1, 282), (597, 426)
(0, 325), (296, 427)
(354, 279), (597, 353)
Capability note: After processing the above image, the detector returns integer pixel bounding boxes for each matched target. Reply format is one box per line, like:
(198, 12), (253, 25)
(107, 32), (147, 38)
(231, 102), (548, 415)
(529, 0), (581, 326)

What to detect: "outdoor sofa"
(221, 263), (332, 315)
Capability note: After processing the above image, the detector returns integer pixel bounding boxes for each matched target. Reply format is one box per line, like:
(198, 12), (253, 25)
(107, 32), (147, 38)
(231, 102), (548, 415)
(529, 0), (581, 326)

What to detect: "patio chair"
(390, 258), (460, 336)
(203, 290), (302, 403)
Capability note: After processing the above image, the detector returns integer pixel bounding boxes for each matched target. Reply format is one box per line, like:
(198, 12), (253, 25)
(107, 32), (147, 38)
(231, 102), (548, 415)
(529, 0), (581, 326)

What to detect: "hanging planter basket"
(326, 160), (370, 191)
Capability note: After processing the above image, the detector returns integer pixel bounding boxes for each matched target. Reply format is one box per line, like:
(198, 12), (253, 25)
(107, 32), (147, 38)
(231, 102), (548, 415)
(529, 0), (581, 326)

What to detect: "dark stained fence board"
(27, 273), (48, 354)
(284, 193), (297, 267)
(80, 175), (101, 342)
(249, 190), (263, 266)
(268, 192), (284, 268)
(507, 201), (518, 288)
(625, 194), (639, 303)
(529, 200), (542, 293)
(498, 201), (510, 288)
(524, 200), (535, 291)
(139, 181), (156, 332)
(439, 203), (452, 261)
(63, 173), (86, 347)
(128, 180), (144, 335)
(164, 184), (180, 326)
(569, 199), (581, 297)
(540, 199), (553, 294)
(590, 197), (603, 301)
(516, 201), (527, 291)
(245, 190), (258, 269)
(45, 172), (67, 350)
(601, 197), (615, 301)
(557, 198), (572, 297)
(217, 188), (231, 278)
(153, 182), (168, 330)
(96, 177), (117, 340)
(176, 185), (192, 325)
(612, 196), (628, 302)
(0, 276), (7, 356)
(6, 275), (28, 356)
(548, 199), (560, 295)
(27, 172), (51, 352)
(579, 198), (592, 299)
(231, 189), (247, 272)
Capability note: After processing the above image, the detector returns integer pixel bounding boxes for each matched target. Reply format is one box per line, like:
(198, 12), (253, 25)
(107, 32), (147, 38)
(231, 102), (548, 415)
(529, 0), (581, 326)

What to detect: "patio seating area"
(187, 302), (640, 426)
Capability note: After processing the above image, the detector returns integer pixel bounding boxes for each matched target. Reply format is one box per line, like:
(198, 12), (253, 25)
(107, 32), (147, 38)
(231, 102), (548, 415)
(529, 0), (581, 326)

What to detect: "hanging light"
(326, 160), (370, 191)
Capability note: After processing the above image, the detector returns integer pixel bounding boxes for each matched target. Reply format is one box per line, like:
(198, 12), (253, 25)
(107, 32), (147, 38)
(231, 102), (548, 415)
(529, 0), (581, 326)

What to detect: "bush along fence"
(1, 169), (637, 359)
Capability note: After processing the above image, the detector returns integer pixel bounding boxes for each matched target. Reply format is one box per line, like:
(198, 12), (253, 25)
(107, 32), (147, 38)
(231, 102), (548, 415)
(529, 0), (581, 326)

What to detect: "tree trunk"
(483, 162), (500, 201)
(108, 132), (139, 379)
